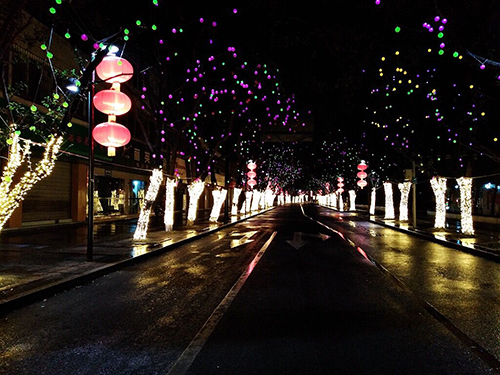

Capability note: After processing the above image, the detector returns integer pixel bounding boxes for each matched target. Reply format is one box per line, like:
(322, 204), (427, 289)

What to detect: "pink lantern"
(247, 171), (257, 179)
(247, 179), (257, 187)
(357, 171), (367, 179)
(357, 161), (368, 189)
(357, 180), (368, 188)
(96, 55), (134, 83)
(93, 121), (131, 156)
(247, 162), (257, 170)
(93, 90), (132, 115)
(357, 162), (368, 171)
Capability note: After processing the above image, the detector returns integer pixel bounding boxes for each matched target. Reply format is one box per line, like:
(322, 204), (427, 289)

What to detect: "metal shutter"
(22, 160), (72, 222)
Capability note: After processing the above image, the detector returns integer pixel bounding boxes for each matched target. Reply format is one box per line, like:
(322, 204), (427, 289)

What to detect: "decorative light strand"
(398, 181), (412, 221)
(242, 191), (253, 213)
(164, 177), (177, 231)
(457, 177), (474, 235)
(251, 190), (261, 212)
(338, 191), (344, 212)
(383, 182), (395, 219)
(0, 133), (63, 231)
(264, 189), (275, 208)
(134, 168), (163, 239)
(209, 188), (227, 222)
(187, 179), (205, 225)
(370, 187), (376, 215)
(430, 176), (447, 229)
(232, 188), (242, 215)
(349, 190), (356, 211)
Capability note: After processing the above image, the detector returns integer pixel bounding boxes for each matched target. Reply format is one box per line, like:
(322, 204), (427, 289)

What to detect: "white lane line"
(167, 231), (278, 375)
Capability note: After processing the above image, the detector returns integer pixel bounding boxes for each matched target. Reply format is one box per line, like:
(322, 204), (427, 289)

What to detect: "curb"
(367, 218), (500, 263)
(0, 208), (273, 316)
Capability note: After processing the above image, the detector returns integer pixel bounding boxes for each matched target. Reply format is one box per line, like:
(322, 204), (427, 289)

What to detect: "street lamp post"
(87, 72), (95, 262)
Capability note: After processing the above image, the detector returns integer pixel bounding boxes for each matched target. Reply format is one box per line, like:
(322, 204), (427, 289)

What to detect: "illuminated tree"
(0, 1), (112, 231)
(430, 176), (447, 229)
(383, 182), (395, 219)
(398, 181), (412, 221)
(457, 176), (474, 235)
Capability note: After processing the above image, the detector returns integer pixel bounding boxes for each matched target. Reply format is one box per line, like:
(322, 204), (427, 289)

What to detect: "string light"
(398, 181), (412, 221)
(209, 188), (227, 222)
(264, 189), (275, 208)
(349, 190), (356, 211)
(338, 191), (344, 212)
(457, 177), (474, 235)
(370, 187), (376, 215)
(242, 191), (253, 214)
(383, 182), (395, 219)
(187, 179), (205, 224)
(0, 133), (63, 231)
(164, 177), (177, 231)
(232, 188), (242, 215)
(134, 168), (163, 240)
(251, 190), (261, 211)
(430, 176), (447, 229)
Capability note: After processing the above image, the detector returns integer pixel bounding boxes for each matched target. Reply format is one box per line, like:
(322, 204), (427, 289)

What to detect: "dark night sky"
(27, 0), (500, 179)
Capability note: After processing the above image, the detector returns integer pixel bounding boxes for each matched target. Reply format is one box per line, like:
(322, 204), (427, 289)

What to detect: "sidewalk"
(369, 215), (500, 260)
(330, 206), (500, 261)
(0, 210), (267, 315)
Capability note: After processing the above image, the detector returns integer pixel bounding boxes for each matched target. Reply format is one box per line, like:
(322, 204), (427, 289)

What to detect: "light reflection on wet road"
(307, 204), (500, 362)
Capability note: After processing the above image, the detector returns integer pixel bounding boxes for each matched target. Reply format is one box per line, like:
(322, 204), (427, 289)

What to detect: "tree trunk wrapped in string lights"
(187, 179), (205, 225)
(210, 188), (227, 222)
(370, 187), (376, 215)
(457, 177), (474, 235)
(398, 181), (412, 221)
(338, 192), (343, 212)
(231, 188), (242, 215)
(134, 168), (163, 240)
(242, 191), (253, 213)
(332, 192), (337, 209)
(0, 132), (63, 231)
(349, 190), (356, 211)
(430, 176), (447, 229)
(383, 182), (395, 219)
(164, 178), (177, 232)
(264, 189), (274, 208)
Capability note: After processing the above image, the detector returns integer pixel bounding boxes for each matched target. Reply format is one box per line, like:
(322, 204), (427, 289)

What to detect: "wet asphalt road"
(0, 205), (497, 374)
(305, 204), (500, 366)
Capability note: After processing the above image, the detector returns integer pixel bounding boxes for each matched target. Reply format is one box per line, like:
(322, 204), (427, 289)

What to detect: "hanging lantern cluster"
(337, 177), (344, 194)
(357, 161), (368, 189)
(93, 55), (134, 156)
(246, 161), (257, 188)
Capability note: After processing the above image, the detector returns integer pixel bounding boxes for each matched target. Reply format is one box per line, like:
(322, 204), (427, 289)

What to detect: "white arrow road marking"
(286, 232), (308, 249)
(230, 231), (258, 249)
(286, 232), (331, 249)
